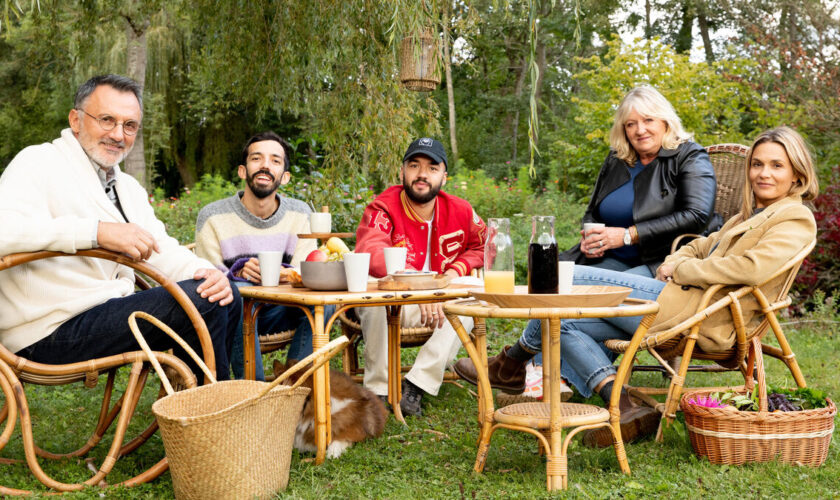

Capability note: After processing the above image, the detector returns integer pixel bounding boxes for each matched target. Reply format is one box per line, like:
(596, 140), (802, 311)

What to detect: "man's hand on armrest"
(97, 221), (160, 260)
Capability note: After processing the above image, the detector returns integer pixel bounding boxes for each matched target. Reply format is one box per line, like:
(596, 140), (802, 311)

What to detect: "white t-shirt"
(422, 216), (433, 271)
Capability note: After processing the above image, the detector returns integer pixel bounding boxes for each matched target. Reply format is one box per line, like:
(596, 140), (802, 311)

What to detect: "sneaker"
(399, 379), (424, 417)
(523, 362), (543, 399)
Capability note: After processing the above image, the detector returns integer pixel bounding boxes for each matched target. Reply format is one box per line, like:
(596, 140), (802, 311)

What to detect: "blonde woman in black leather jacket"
(564, 86), (717, 277)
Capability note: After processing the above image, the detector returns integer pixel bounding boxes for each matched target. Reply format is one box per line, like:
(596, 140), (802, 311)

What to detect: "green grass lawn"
(2, 313), (839, 499)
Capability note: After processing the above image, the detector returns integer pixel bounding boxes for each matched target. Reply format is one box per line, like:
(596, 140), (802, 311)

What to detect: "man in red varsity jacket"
(355, 137), (486, 416)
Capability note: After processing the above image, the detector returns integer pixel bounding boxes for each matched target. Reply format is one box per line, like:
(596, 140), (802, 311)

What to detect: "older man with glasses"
(0, 74), (240, 382)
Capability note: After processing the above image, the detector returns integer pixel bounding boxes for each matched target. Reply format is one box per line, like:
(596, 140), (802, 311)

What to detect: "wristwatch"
(623, 228), (632, 246)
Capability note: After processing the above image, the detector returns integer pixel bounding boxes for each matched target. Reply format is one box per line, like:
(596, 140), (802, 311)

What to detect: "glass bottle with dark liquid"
(528, 215), (558, 294)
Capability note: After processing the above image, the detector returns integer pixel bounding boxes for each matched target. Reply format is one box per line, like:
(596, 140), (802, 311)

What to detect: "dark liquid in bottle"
(528, 242), (559, 293)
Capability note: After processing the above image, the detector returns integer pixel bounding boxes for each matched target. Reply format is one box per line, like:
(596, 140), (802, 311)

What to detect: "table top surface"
(443, 296), (659, 319)
(240, 282), (480, 306)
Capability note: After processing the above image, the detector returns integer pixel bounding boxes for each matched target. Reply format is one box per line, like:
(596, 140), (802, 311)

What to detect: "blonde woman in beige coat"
(455, 126), (819, 446)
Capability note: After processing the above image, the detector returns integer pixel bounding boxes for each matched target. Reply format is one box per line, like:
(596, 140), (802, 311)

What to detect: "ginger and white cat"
(274, 360), (387, 458)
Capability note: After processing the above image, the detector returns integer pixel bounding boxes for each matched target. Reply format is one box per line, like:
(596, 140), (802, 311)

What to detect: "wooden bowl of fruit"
(300, 237), (350, 291)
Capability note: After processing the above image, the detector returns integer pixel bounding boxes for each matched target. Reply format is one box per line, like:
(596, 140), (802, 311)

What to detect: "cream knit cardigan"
(0, 129), (213, 353)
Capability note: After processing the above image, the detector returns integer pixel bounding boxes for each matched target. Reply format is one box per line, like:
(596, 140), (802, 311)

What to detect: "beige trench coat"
(648, 196), (816, 353)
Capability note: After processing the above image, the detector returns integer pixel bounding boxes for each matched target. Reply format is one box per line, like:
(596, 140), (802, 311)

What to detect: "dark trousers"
(17, 279), (240, 381)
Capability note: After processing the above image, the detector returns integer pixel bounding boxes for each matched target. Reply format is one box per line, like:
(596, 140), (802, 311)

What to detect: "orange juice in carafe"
(483, 270), (515, 294)
(484, 218), (515, 293)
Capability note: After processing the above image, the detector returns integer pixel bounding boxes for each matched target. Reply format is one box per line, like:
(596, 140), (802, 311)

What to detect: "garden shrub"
(795, 168), (840, 304)
(447, 168), (531, 219)
(152, 174), (238, 244)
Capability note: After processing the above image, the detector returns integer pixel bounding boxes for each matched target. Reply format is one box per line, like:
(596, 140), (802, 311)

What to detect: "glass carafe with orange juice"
(484, 218), (515, 293)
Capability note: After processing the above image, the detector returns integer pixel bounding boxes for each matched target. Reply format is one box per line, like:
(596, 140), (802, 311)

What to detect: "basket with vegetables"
(679, 339), (835, 466)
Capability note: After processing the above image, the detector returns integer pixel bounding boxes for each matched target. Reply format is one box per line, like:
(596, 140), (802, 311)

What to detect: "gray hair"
(74, 74), (143, 110)
(608, 86), (692, 165)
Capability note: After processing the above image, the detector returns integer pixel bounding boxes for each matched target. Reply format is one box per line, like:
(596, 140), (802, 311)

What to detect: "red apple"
(305, 249), (328, 262)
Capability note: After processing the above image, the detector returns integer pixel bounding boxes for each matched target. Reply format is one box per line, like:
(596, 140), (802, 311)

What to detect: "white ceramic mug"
(343, 252), (371, 292)
(257, 251), (284, 286)
(309, 212), (331, 234)
(557, 261), (574, 294)
(582, 222), (605, 235)
(383, 247), (408, 275)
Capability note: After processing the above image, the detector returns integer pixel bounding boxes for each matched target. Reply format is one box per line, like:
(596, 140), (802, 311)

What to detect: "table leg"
(447, 313), (495, 474)
(311, 305), (331, 464)
(540, 319), (551, 402)
(242, 299), (263, 381)
(386, 305), (405, 424)
(547, 318), (566, 491)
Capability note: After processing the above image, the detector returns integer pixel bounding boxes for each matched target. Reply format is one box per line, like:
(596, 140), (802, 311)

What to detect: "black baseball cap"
(402, 137), (447, 170)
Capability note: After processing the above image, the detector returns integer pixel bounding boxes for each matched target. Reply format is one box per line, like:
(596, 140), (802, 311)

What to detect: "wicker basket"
(399, 30), (440, 91)
(680, 338), (835, 466)
(129, 312), (349, 499)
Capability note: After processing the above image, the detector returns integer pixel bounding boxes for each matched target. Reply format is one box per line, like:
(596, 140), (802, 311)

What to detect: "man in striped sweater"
(195, 131), (320, 380)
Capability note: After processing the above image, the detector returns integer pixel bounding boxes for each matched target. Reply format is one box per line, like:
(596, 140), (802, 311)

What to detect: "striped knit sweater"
(195, 192), (316, 281)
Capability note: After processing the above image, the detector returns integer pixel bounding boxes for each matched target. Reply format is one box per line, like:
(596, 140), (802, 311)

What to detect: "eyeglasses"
(75, 108), (141, 136)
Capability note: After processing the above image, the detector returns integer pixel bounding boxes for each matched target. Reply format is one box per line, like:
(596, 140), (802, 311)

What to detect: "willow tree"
(182, 0), (439, 209)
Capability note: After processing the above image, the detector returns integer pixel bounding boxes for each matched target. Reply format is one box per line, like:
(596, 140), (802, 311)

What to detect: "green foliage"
(152, 174), (237, 244)
(547, 35), (760, 197)
(447, 168), (530, 219)
(714, 390), (759, 411)
(770, 386), (829, 410)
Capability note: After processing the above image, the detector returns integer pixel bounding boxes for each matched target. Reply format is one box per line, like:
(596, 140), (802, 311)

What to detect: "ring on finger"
(599, 240), (604, 247)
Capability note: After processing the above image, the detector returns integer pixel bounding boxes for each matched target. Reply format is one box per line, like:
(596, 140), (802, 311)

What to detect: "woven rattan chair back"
(0, 249), (215, 495)
(707, 143), (749, 224)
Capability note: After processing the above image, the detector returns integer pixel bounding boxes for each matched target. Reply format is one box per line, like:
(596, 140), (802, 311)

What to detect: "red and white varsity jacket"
(356, 186), (486, 278)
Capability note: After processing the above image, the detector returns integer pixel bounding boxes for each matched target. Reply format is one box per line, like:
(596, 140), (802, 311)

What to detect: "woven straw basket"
(129, 312), (349, 499)
(680, 338), (835, 466)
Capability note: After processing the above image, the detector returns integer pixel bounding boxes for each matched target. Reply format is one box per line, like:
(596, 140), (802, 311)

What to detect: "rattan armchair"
(605, 240), (815, 441)
(0, 249), (215, 495)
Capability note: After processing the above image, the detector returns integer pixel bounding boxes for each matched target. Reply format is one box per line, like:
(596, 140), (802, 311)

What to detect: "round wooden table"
(443, 295), (659, 491)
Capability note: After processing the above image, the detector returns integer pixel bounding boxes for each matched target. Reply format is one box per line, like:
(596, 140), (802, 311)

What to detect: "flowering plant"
(687, 395), (728, 408)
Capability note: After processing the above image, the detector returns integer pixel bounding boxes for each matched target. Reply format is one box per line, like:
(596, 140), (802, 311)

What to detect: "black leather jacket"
(571, 140), (717, 273)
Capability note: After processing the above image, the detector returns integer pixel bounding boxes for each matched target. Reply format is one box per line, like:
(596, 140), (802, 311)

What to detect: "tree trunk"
(124, 16), (150, 188)
(442, 2), (458, 166)
(697, 12), (715, 64)
(674, 3), (694, 54)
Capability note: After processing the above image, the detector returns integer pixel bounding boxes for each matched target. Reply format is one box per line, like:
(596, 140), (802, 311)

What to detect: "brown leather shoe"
(582, 406), (660, 448)
(452, 346), (526, 394)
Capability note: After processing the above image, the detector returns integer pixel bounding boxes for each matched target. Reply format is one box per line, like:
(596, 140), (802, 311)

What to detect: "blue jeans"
(20, 279), (240, 382)
(532, 258), (652, 366)
(230, 281), (334, 380)
(520, 265), (665, 397)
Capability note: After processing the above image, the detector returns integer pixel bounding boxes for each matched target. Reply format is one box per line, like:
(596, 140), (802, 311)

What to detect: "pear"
(326, 237), (350, 255)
